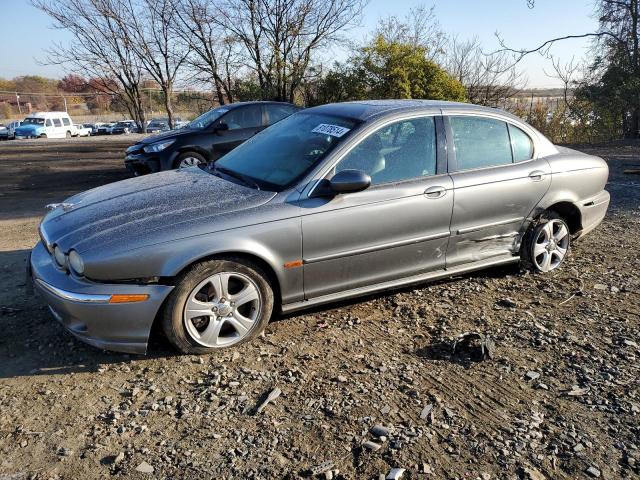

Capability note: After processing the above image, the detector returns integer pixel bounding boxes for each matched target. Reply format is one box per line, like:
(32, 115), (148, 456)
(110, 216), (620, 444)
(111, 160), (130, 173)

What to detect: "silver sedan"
(30, 100), (610, 354)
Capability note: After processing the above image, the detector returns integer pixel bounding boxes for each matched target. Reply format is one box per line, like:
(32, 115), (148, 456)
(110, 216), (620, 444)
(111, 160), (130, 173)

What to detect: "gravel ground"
(0, 137), (638, 480)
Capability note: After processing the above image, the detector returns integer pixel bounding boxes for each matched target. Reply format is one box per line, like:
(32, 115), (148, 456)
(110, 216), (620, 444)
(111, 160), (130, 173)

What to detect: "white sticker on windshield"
(312, 123), (350, 137)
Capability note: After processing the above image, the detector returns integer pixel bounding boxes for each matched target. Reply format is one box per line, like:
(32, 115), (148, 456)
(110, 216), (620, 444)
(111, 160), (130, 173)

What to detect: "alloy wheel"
(183, 272), (262, 348)
(532, 219), (569, 272)
(178, 156), (203, 168)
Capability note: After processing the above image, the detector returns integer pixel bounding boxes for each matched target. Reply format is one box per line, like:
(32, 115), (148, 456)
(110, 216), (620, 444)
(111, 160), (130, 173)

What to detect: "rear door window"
(62, 118), (71, 126)
(53, 118), (62, 127)
(509, 124), (534, 162)
(449, 116), (513, 171)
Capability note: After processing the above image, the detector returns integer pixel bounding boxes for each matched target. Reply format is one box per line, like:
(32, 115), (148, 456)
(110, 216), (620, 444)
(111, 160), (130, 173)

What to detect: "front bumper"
(30, 242), (173, 354)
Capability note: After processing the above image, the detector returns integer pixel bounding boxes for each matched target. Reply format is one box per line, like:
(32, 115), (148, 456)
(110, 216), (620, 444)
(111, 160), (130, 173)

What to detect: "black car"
(124, 101), (300, 175)
(111, 120), (139, 135)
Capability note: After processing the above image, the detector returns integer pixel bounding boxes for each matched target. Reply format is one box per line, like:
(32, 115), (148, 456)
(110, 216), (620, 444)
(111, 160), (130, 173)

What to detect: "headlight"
(68, 250), (85, 275)
(53, 245), (67, 268)
(143, 140), (175, 153)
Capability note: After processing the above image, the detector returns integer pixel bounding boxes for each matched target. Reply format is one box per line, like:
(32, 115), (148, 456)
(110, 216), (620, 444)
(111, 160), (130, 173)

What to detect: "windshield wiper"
(214, 166), (261, 190)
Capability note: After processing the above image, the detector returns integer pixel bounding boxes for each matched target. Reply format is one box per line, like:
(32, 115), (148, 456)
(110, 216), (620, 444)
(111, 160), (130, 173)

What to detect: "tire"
(39, 134), (47, 139)
(174, 151), (207, 169)
(161, 257), (274, 354)
(521, 211), (571, 273)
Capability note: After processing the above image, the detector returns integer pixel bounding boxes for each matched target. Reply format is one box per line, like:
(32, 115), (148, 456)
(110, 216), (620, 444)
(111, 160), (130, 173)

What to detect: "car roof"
(302, 100), (518, 122)
(222, 101), (298, 110)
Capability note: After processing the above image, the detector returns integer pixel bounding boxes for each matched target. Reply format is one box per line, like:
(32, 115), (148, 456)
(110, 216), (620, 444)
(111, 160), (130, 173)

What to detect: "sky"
(0, 0), (598, 88)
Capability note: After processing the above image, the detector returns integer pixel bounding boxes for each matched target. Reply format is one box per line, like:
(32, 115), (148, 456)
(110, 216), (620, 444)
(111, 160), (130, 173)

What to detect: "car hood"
(40, 167), (277, 255)
(137, 128), (196, 145)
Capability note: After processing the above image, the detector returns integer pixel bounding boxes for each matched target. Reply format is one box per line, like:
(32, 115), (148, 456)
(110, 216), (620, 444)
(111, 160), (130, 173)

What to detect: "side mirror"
(329, 169), (371, 194)
(215, 122), (229, 132)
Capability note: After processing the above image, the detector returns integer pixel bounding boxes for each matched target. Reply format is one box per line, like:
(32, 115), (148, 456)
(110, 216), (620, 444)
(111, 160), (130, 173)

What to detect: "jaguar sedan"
(30, 100), (610, 354)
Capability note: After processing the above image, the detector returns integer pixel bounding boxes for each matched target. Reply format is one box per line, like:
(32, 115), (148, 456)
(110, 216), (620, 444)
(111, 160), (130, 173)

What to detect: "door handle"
(424, 186), (446, 198)
(528, 170), (545, 181)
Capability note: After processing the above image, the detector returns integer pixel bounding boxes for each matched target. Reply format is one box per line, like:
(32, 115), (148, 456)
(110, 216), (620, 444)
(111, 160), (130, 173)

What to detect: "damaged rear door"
(444, 114), (551, 267)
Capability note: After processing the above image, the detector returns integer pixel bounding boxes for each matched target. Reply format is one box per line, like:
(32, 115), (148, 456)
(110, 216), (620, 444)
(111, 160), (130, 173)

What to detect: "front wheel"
(161, 258), (274, 354)
(522, 213), (570, 273)
(174, 151), (206, 169)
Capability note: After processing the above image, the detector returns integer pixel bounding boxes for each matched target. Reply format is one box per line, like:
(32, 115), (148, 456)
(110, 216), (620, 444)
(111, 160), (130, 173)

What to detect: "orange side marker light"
(109, 294), (150, 304)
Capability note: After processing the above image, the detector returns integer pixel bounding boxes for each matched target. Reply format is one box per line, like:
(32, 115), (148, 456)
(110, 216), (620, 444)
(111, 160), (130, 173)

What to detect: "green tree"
(312, 36), (466, 104)
(357, 36), (466, 101)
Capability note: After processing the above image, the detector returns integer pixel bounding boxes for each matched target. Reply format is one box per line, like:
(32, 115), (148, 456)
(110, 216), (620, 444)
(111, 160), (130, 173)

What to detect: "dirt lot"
(0, 136), (638, 480)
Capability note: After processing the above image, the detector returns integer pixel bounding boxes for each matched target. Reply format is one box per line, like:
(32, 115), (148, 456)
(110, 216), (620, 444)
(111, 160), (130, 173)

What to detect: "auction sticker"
(312, 124), (351, 137)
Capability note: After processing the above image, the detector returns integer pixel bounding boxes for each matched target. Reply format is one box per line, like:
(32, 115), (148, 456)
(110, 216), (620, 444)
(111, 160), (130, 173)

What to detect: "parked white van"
(14, 112), (77, 139)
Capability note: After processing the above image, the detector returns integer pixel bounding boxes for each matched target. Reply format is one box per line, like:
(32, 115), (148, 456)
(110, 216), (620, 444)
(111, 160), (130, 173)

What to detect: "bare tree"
(495, 0), (640, 136)
(174, 0), (239, 104)
(374, 5), (447, 62)
(445, 36), (523, 107)
(32, 0), (147, 129)
(119, 0), (189, 129)
(218, 0), (366, 102)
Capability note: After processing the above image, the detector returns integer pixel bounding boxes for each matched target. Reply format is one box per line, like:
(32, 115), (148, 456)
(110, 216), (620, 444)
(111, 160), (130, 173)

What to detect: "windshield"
(187, 106), (230, 130)
(23, 118), (45, 125)
(116, 121), (131, 127)
(214, 112), (359, 191)
(148, 120), (167, 127)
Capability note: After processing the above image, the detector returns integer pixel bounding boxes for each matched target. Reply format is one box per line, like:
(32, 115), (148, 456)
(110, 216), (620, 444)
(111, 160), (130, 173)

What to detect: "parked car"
(0, 120), (23, 140)
(31, 100), (610, 355)
(75, 124), (93, 137)
(146, 118), (171, 134)
(111, 120), (138, 135)
(96, 123), (116, 135)
(14, 112), (76, 139)
(125, 101), (300, 175)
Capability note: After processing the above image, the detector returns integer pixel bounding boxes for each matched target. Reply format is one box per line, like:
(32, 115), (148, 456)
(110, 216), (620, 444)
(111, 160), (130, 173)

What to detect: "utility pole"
(15, 93), (21, 115)
(63, 96), (68, 112)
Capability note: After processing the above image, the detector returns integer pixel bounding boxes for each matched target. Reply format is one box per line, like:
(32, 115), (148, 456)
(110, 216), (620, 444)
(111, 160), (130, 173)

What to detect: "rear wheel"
(174, 152), (206, 169)
(161, 258), (274, 354)
(521, 212), (570, 273)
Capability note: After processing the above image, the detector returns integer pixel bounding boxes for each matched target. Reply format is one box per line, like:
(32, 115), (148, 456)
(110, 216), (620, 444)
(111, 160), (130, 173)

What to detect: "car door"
(43, 118), (53, 137)
(52, 117), (64, 138)
(444, 114), (551, 267)
(300, 115), (453, 299)
(210, 105), (264, 160)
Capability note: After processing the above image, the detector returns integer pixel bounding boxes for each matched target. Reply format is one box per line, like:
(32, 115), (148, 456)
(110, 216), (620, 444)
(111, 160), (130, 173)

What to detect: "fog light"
(53, 246), (67, 268)
(68, 250), (84, 275)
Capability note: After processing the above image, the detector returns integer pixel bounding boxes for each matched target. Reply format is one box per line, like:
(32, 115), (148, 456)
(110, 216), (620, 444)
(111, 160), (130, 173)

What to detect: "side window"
(509, 124), (534, 162)
(335, 117), (437, 185)
(221, 106), (262, 130)
(265, 105), (297, 125)
(53, 118), (62, 127)
(62, 118), (71, 126)
(45, 119), (53, 127)
(450, 116), (512, 171)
